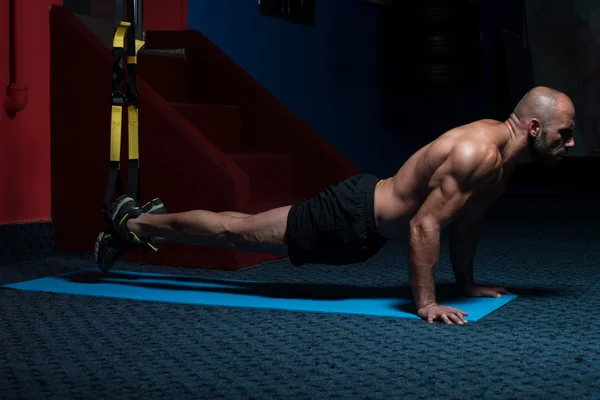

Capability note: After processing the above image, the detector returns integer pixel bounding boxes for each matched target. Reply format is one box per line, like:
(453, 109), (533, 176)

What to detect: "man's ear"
(529, 118), (541, 137)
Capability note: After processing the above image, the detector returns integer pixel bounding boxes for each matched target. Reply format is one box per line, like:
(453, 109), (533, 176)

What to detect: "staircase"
(165, 102), (297, 206)
(49, 6), (359, 270)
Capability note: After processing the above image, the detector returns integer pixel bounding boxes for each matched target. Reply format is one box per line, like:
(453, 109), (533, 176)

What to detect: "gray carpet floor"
(1, 194), (600, 399)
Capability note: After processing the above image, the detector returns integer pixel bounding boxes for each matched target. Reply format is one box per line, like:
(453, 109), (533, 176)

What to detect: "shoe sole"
(94, 232), (110, 272)
(94, 232), (103, 261)
(94, 231), (130, 272)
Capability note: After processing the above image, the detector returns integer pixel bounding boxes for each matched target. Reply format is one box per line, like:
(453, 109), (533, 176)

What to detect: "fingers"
(488, 287), (512, 297)
(448, 313), (465, 325)
(477, 288), (498, 297)
(470, 286), (513, 298)
(451, 309), (468, 324)
(439, 313), (467, 325)
(421, 306), (470, 325)
(434, 309), (469, 325)
(482, 289), (503, 298)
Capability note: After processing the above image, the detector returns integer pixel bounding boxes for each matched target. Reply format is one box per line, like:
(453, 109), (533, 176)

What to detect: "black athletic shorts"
(285, 173), (387, 266)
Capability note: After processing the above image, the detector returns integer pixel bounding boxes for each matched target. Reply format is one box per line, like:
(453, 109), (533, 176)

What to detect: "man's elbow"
(409, 218), (441, 241)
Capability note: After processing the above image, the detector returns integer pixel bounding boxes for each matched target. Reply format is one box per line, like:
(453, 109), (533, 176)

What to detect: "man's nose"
(565, 137), (575, 148)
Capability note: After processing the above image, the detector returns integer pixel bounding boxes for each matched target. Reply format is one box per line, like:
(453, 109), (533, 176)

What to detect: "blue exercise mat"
(2, 269), (518, 321)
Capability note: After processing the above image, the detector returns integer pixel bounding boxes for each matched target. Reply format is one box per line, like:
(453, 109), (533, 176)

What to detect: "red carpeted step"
(228, 152), (295, 204)
(51, 8), (359, 272)
(171, 103), (242, 152)
(137, 53), (192, 103)
(135, 243), (283, 271)
(234, 252), (285, 269)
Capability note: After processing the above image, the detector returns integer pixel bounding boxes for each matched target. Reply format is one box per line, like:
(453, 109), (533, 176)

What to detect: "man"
(95, 86), (576, 324)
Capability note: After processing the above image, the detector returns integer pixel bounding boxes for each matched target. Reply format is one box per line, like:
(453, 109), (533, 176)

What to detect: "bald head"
(513, 86), (574, 128)
(510, 86), (576, 166)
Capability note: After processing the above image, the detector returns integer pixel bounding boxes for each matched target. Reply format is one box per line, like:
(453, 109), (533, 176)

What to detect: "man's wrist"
(418, 301), (438, 310)
(415, 295), (438, 310)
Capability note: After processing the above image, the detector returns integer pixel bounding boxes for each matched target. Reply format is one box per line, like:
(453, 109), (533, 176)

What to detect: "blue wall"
(187, 0), (522, 177)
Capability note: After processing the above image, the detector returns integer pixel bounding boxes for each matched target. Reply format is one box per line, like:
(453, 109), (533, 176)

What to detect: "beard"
(528, 130), (563, 169)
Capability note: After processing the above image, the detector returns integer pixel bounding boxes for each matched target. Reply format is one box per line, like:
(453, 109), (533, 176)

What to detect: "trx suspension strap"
(102, 0), (145, 216)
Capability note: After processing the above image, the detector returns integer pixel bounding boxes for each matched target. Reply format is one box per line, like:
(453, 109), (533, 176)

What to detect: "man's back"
(374, 118), (508, 240)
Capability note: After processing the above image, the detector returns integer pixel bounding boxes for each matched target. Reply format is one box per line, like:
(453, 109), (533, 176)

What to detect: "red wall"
(0, 0), (61, 224)
(0, 0), (186, 225)
(88, 0), (187, 30)
(145, 0), (187, 31)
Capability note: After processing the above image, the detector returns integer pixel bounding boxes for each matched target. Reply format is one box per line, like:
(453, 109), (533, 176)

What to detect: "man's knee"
(229, 206), (291, 246)
(216, 215), (246, 242)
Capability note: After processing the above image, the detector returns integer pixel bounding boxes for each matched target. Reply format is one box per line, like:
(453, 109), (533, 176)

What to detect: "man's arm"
(448, 170), (512, 294)
(409, 183), (473, 309)
(448, 215), (479, 292)
(409, 143), (500, 323)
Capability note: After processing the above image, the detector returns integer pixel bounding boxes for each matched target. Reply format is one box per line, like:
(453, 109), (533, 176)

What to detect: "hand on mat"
(466, 286), (511, 298)
(418, 304), (468, 325)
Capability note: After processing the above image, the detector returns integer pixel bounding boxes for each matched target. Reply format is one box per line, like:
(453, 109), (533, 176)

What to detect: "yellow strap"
(112, 22), (131, 48)
(128, 105), (139, 160)
(127, 40), (146, 64)
(135, 40), (145, 54)
(110, 105), (123, 162)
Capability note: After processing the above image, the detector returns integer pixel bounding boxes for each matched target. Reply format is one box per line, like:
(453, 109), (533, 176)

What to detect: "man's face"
(528, 113), (575, 167)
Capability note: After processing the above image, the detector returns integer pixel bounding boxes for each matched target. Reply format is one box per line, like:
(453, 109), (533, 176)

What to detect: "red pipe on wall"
(4, 0), (28, 116)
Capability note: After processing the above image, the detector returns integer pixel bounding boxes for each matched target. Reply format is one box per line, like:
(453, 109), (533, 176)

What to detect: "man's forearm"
(408, 226), (440, 309)
(449, 220), (480, 291)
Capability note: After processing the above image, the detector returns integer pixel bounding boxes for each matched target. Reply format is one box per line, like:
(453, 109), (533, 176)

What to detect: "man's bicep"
(411, 174), (474, 230)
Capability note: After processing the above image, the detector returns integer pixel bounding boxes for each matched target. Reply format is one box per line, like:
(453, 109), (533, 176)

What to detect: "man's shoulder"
(449, 138), (502, 184)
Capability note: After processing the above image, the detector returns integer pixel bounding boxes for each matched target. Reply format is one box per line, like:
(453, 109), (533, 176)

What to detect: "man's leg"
(95, 195), (293, 272)
(219, 211), (251, 218)
(126, 205), (292, 255)
(148, 212), (249, 244)
(95, 197), (167, 271)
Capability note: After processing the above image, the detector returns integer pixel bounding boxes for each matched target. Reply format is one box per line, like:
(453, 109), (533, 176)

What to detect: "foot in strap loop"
(95, 195), (165, 272)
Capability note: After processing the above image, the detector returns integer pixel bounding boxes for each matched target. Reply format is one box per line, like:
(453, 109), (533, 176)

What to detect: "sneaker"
(141, 197), (167, 215)
(140, 197), (167, 249)
(94, 195), (164, 272)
